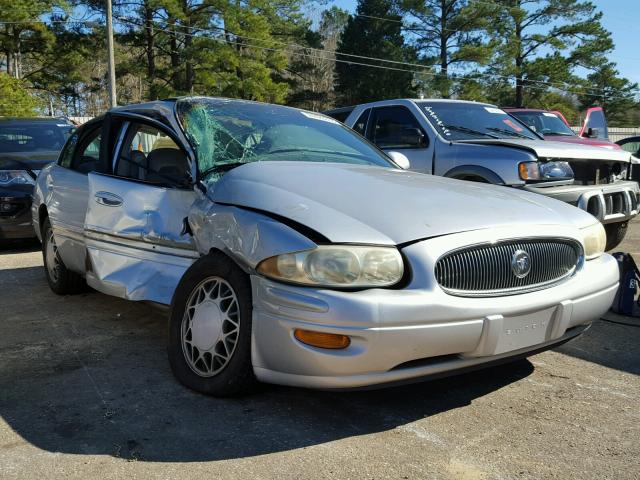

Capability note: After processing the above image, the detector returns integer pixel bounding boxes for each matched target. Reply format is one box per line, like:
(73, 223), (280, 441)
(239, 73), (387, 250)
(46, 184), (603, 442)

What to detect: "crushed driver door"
(83, 172), (198, 305)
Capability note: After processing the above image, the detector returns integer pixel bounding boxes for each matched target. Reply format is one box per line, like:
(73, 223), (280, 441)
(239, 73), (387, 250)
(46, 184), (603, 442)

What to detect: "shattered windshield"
(176, 98), (394, 182)
(418, 102), (538, 141)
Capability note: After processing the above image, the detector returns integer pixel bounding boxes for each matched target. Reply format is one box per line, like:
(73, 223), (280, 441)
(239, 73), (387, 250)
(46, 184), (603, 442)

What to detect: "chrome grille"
(435, 239), (582, 296)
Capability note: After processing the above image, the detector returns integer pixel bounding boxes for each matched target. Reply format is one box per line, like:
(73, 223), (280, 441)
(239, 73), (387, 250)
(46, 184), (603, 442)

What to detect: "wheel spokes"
(180, 276), (241, 378)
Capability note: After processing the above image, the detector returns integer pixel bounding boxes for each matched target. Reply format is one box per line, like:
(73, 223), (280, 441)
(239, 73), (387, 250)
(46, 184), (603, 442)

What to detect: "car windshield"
(508, 111), (575, 137)
(0, 122), (74, 153)
(418, 102), (538, 141)
(176, 98), (395, 181)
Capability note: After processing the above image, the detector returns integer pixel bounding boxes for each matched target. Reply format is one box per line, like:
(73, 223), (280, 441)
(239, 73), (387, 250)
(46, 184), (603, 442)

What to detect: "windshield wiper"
(486, 127), (532, 139)
(200, 161), (250, 179)
(545, 132), (574, 136)
(267, 148), (367, 159)
(443, 125), (499, 139)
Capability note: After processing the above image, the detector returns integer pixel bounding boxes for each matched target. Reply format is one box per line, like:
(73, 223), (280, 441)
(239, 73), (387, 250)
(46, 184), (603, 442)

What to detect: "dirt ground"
(0, 221), (639, 480)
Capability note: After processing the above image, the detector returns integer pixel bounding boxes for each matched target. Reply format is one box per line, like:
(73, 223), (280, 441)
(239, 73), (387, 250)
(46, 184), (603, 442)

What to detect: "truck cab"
(325, 99), (639, 250)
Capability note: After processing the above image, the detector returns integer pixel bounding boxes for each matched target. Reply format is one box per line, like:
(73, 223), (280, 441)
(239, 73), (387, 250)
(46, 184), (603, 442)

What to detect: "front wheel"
(168, 253), (258, 397)
(604, 222), (628, 251)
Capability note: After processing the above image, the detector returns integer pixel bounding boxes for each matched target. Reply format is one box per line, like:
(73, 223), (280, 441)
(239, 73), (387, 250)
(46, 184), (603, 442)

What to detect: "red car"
(504, 107), (621, 150)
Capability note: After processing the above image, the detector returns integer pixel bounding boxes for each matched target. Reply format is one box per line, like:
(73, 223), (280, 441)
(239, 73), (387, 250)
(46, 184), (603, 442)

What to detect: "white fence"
(571, 126), (640, 143)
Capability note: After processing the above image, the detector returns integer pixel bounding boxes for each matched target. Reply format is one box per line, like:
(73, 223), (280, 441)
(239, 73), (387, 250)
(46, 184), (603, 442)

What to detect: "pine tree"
(401, 0), (495, 98)
(335, 0), (416, 105)
(487, 0), (612, 107)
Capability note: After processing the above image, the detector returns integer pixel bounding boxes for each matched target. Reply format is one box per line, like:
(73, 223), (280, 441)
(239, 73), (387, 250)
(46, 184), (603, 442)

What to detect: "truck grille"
(435, 239), (582, 296)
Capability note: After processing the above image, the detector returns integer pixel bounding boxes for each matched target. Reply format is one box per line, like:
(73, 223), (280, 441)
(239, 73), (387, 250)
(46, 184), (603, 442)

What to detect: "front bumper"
(524, 180), (640, 224)
(0, 189), (36, 240)
(250, 226), (619, 390)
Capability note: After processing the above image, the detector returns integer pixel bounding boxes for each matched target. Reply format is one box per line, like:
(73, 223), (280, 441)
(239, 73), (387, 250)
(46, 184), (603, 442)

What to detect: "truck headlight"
(581, 222), (606, 260)
(257, 245), (404, 288)
(519, 161), (573, 181)
(0, 170), (35, 186)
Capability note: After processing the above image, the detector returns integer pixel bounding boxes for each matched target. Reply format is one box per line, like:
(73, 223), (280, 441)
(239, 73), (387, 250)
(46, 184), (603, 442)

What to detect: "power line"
(119, 15), (626, 99)
(114, 16), (632, 102)
(1, 14), (635, 101)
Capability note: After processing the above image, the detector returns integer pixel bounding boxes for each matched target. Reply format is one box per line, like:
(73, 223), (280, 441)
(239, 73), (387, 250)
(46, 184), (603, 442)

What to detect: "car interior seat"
(146, 148), (189, 186)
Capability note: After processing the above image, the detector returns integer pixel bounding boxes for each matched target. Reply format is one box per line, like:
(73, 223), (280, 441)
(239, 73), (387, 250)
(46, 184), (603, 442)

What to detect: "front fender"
(189, 196), (318, 272)
(435, 141), (535, 186)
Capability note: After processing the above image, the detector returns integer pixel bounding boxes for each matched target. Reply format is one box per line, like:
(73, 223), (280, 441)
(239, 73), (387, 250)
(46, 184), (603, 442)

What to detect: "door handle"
(94, 191), (123, 207)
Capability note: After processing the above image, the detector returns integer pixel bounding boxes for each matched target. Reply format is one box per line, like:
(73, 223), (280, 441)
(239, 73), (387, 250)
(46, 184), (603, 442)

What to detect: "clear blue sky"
(331, 0), (640, 85)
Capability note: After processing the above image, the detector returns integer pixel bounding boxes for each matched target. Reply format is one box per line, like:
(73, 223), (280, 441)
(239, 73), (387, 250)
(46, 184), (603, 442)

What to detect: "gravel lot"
(1, 221), (639, 480)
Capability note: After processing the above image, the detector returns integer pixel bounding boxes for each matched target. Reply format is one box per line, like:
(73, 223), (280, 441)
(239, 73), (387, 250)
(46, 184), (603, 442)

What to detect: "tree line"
(1, 0), (638, 125)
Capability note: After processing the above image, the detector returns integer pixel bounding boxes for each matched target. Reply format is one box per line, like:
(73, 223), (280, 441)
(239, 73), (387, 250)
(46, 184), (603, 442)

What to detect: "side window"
(370, 106), (427, 149)
(115, 122), (189, 187)
(71, 128), (103, 174)
(353, 109), (371, 136)
(620, 141), (640, 156)
(59, 131), (79, 168)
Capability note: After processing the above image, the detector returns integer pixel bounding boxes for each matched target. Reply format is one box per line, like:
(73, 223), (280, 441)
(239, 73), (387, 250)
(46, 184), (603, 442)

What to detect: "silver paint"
(31, 97), (622, 390)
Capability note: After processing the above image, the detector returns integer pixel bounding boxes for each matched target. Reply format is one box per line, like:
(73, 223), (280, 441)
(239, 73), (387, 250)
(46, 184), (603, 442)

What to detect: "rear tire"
(168, 253), (258, 397)
(42, 217), (86, 295)
(604, 222), (628, 251)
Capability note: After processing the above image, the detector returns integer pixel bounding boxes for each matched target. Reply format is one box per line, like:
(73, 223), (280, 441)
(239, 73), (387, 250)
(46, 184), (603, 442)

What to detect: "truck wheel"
(604, 222), (628, 251)
(42, 217), (86, 295)
(167, 253), (258, 397)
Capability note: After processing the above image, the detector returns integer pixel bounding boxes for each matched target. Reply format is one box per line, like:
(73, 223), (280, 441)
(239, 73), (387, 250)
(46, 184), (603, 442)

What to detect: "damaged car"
(33, 97), (620, 396)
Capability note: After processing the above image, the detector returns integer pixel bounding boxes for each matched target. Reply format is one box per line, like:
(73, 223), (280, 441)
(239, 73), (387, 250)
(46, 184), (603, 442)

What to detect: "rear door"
(366, 105), (433, 173)
(83, 117), (198, 305)
(46, 121), (106, 273)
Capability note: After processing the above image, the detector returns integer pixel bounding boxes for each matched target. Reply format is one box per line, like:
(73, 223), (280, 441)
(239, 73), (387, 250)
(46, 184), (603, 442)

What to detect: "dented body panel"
(31, 97), (621, 390)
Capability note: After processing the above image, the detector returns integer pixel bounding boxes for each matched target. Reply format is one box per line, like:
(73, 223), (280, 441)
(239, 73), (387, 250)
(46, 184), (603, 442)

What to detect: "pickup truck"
(325, 99), (639, 250)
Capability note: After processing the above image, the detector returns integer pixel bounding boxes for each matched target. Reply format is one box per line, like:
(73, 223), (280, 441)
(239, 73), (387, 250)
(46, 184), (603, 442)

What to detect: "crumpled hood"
(544, 135), (621, 150)
(458, 138), (630, 162)
(210, 162), (595, 245)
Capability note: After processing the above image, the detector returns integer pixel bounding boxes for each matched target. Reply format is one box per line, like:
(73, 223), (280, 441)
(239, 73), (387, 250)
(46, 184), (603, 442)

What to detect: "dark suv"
(0, 117), (75, 241)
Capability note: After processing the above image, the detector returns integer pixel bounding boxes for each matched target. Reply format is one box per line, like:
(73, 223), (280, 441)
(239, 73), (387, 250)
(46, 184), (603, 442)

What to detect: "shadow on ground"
(0, 264), (536, 462)
(1, 261), (638, 463)
(0, 239), (40, 254)
(556, 312), (640, 376)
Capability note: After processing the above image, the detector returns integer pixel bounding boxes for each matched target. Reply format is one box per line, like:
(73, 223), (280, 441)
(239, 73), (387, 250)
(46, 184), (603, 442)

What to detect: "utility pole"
(106, 0), (117, 108)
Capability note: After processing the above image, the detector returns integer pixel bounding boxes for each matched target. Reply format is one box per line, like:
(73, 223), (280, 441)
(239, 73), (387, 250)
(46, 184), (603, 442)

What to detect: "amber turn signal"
(294, 329), (351, 349)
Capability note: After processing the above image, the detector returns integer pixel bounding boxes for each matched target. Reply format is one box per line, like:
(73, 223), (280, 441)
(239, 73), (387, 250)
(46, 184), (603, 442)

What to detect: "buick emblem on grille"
(511, 250), (531, 278)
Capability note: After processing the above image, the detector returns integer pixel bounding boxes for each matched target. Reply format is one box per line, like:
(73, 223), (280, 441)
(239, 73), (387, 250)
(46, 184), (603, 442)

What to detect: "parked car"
(0, 117), (75, 241)
(617, 136), (640, 158)
(616, 135), (640, 182)
(326, 99), (638, 250)
(503, 107), (621, 150)
(33, 97), (619, 396)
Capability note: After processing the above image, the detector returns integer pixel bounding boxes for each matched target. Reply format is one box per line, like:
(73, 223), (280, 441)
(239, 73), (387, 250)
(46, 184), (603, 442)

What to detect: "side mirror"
(387, 151), (411, 170)
(584, 127), (600, 138)
(399, 127), (426, 148)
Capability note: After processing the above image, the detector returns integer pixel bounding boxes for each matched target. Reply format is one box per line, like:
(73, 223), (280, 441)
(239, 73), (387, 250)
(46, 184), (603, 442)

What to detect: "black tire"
(604, 222), (628, 251)
(168, 252), (258, 397)
(42, 217), (86, 295)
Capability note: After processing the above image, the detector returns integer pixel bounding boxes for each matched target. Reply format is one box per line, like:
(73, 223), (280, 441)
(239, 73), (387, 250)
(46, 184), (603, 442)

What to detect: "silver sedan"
(32, 97), (619, 396)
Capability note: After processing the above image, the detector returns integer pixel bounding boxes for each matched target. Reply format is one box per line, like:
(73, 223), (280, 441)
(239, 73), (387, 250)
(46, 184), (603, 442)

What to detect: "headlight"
(0, 170), (35, 186)
(256, 245), (404, 288)
(581, 222), (606, 260)
(519, 161), (573, 181)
